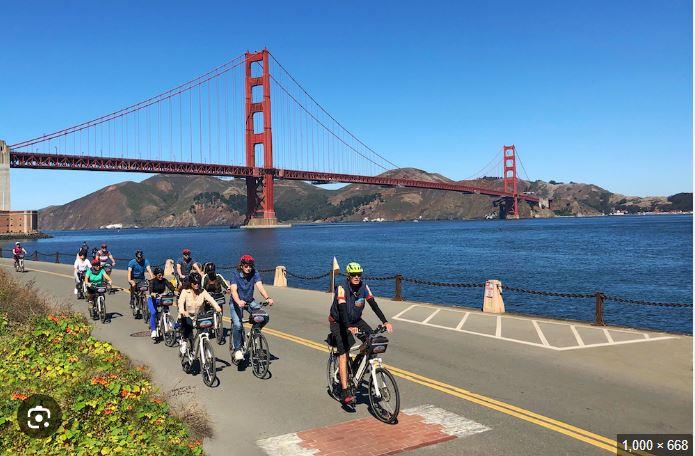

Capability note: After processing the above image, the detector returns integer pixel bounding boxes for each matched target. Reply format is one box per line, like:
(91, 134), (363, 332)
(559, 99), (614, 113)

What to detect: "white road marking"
(391, 304), (417, 320)
(394, 304), (676, 351)
(257, 433), (318, 456)
(570, 325), (585, 347)
(603, 328), (614, 343)
(403, 404), (491, 437)
(421, 309), (441, 324)
(456, 312), (470, 330)
(532, 320), (550, 347)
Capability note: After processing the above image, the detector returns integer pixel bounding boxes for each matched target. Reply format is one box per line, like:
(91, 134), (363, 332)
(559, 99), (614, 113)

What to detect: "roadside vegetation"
(0, 269), (208, 454)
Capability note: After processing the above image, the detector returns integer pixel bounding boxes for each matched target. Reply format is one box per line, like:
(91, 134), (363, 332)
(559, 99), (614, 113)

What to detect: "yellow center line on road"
(12, 263), (628, 455)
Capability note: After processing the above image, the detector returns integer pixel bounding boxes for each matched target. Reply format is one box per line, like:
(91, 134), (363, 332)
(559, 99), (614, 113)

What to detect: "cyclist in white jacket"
(73, 253), (92, 298)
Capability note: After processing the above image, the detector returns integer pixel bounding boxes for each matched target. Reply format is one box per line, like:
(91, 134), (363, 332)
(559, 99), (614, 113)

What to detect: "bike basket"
(249, 309), (269, 325)
(96, 287), (107, 294)
(160, 296), (175, 306)
(370, 335), (389, 354)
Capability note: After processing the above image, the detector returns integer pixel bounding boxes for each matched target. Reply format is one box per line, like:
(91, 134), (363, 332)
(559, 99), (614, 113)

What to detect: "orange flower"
(48, 315), (59, 322)
(11, 393), (27, 401)
(65, 327), (75, 334)
(120, 390), (130, 398)
(152, 398), (162, 404)
(103, 409), (113, 415)
(90, 376), (108, 386)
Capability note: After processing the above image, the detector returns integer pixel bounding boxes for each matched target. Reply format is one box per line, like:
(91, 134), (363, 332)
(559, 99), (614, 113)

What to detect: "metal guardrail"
(1, 248), (691, 327)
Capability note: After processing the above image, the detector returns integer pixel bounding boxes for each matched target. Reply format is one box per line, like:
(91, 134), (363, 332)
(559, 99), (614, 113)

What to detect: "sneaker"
(233, 350), (244, 361)
(179, 340), (187, 355)
(151, 330), (157, 339)
(340, 388), (355, 405)
(73, 288), (78, 295)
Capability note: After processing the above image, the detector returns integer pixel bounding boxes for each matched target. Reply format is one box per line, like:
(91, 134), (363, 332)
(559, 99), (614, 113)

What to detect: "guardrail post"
(33, 251), (38, 261)
(55, 252), (60, 263)
(593, 292), (605, 326)
(393, 274), (403, 301)
(327, 269), (334, 293)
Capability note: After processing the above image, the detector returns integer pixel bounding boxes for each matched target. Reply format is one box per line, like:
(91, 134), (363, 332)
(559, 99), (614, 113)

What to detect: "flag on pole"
(329, 257), (340, 293)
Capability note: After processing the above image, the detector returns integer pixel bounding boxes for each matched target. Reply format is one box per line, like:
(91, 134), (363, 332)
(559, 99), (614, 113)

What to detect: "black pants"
(329, 319), (372, 356)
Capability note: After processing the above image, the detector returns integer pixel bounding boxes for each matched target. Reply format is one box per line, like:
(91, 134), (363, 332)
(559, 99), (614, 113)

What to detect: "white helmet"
(15, 242), (20, 245)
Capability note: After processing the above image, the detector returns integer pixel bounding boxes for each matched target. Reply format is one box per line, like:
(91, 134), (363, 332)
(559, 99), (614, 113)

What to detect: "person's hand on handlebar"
(129, 280), (136, 287)
(348, 326), (359, 335)
(384, 322), (393, 333)
(237, 300), (246, 308)
(265, 297), (274, 306)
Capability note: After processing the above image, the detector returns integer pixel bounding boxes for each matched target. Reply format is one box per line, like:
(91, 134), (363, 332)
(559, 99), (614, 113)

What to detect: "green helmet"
(345, 262), (363, 275)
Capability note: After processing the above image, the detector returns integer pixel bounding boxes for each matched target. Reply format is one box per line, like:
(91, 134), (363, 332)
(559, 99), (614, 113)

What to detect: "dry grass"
(0, 269), (69, 324)
(164, 383), (214, 439)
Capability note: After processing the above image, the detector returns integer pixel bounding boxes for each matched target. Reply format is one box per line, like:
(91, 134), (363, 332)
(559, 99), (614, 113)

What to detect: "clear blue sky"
(1, 0), (691, 209)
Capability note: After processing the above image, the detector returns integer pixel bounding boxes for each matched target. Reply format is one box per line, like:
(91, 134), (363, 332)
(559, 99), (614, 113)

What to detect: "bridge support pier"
(0, 140), (10, 211)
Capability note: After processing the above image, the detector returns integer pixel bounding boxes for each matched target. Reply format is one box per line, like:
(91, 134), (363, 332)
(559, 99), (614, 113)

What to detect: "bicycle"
(179, 310), (217, 387)
(130, 280), (149, 320)
(153, 293), (177, 347)
(14, 255), (25, 273)
(75, 271), (86, 299)
(209, 292), (226, 345)
(229, 301), (271, 379)
(87, 283), (109, 323)
(326, 325), (400, 423)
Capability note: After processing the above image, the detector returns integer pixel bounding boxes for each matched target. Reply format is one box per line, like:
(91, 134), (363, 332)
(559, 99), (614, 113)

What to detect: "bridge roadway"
(3, 258), (691, 455)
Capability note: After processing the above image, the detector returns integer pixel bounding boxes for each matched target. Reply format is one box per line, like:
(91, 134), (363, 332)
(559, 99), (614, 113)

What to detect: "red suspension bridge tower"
(503, 144), (519, 219)
(244, 49), (278, 227)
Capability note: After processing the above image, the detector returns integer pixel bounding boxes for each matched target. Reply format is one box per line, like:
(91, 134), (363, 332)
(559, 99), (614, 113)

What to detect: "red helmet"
(91, 258), (101, 267)
(182, 248), (191, 255)
(240, 254), (255, 266)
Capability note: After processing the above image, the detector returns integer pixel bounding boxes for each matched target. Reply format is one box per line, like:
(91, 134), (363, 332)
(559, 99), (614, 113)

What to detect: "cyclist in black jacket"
(328, 262), (393, 405)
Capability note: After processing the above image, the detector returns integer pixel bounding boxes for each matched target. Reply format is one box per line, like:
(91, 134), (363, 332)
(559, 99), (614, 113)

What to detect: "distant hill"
(37, 170), (692, 230)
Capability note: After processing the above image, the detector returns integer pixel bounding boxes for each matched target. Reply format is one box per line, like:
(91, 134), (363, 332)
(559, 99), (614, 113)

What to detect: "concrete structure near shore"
(0, 140), (39, 234)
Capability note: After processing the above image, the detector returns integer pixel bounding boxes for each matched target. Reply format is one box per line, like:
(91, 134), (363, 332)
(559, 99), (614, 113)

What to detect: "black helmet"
(153, 266), (164, 276)
(188, 272), (202, 285)
(135, 250), (143, 259)
(204, 262), (216, 274)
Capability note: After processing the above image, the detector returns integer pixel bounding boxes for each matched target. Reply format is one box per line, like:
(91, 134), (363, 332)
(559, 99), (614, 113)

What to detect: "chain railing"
(1, 248), (690, 327)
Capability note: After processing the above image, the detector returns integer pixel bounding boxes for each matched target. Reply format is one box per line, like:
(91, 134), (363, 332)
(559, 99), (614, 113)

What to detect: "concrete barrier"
(483, 280), (505, 313)
(273, 266), (287, 287)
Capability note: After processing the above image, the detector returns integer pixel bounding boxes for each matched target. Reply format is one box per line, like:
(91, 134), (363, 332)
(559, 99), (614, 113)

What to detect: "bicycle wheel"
(215, 313), (224, 345)
(99, 297), (106, 323)
(131, 294), (138, 317)
(163, 314), (176, 347)
(201, 338), (217, 387)
(141, 297), (149, 324)
(250, 331), (270, 379)
(326, 351), (341, 401)
(368, 367), (400, 423)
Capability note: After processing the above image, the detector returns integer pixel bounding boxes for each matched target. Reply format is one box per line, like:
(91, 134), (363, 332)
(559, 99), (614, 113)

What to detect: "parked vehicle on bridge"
(230, 301), (271, 379)
(179, 310), (217, 387)
(326, 325), (400, 423)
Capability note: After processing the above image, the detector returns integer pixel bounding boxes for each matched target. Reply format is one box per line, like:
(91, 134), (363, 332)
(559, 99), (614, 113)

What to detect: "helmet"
(153, 266), (163, 276)
(91, 258), (101, 267)
(345, 262), (363, 275)
(15, 242), (20, 245)
(101, 243), (107, 249)
(240, 254), (255, 266)
(204, 262), (216, 274)
(135, 250), (143, 259)
(182, 248), (191, 255)
(188, 272), (202, 285)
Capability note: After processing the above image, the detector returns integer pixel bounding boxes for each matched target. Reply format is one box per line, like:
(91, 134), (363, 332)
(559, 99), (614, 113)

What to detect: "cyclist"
(176, 249), (203, 291)
(127, 250), (153, 308)
(202, 262), (230, 343)
(148, 266), (176, 341)
(76, 241), (89, 261)
(12, 242), (27, 268)
(96, 243), (116, 270)
(177, 272), (223, 355)
(84, 258), (112, 318)
(229, 254), (274, 362)
(328, 262), (393, 405)
(73, 252), (92, 297)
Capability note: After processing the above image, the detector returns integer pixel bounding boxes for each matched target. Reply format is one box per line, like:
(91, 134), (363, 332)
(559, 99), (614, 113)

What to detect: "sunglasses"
(348, 273), (362, 278)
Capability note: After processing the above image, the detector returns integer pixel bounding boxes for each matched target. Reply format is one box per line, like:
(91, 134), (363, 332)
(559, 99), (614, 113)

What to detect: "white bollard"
(273, 266), (287, 287)
(482, 280), (505, 313)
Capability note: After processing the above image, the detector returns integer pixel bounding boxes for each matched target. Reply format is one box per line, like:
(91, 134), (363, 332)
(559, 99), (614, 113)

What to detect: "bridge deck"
(4, 258), (690, 455)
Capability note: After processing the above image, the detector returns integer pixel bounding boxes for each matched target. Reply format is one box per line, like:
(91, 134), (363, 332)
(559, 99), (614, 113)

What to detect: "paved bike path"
(3, 259), (691, 455)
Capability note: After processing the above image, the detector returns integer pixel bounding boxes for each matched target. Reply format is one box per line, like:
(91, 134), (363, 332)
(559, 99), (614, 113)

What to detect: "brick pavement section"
(257, 405), (490, 456)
